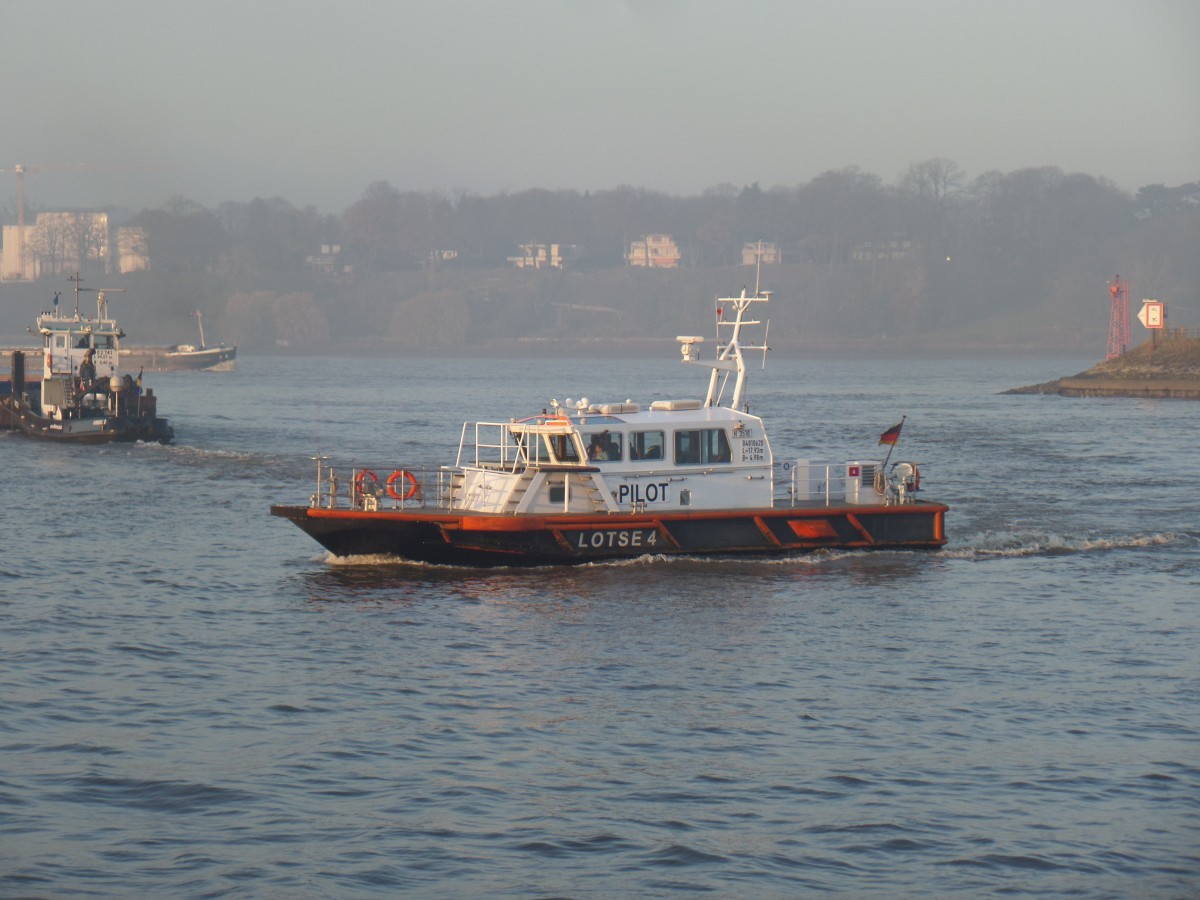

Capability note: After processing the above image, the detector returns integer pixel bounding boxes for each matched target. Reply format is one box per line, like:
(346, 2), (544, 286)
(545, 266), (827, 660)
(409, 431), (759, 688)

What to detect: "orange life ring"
(354, 469), (379, 498)
(910, 464), (921, 492)
(386, 469), (419, 500)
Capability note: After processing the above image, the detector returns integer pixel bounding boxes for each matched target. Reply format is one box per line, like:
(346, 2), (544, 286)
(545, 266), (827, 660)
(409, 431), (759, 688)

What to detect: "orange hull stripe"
(787, 519), (840, 540)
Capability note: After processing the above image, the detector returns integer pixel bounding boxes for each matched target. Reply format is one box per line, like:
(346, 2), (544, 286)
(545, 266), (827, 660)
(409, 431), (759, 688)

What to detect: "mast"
(679, 285), (770, 411)
(194, 310), (207, 349)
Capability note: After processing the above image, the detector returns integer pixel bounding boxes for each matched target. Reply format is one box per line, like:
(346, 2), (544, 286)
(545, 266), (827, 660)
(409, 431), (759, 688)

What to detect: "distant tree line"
(103, 162), (1200, 351)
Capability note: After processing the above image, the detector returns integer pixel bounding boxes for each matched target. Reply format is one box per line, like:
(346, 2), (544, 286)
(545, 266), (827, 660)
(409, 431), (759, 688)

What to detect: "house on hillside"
(306, 244), (348, 276)
(741, 242), (781, 266)
(508, 243), (577, 269)
(627, 234), (681, 268)
(851, 237), (915, 263)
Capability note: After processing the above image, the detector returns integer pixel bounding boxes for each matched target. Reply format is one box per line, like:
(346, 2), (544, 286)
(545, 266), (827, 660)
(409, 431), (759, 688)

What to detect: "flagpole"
(881, 415), (905, 470)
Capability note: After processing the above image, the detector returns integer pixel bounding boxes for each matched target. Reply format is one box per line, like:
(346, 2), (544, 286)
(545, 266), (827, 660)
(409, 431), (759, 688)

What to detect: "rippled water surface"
(2, 354), (1197, 897)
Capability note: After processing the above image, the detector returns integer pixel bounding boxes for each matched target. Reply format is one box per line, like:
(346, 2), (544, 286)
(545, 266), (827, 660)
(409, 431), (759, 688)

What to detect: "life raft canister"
(386, 469), (419, 500)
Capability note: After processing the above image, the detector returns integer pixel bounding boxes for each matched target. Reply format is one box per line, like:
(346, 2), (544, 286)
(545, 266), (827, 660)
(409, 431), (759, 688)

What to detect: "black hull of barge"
(271, 503), (949, 568)
(0, 395), (173, 444)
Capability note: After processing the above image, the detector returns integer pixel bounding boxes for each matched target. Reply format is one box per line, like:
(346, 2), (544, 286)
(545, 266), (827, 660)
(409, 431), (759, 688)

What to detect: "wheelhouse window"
(547, 433), (580, 464)
(629, 430), (664, 460)
(583, 431), (622, 462)
(674, 428), (732, 465)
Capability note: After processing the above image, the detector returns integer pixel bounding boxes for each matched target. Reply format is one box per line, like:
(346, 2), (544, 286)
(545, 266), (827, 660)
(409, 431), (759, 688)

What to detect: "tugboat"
(272, 286), (947, 566)
(0, 280), (173, 443)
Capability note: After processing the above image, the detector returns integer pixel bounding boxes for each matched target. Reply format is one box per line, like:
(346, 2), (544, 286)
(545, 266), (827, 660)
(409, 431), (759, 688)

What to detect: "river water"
(2, 353), (1197, 898)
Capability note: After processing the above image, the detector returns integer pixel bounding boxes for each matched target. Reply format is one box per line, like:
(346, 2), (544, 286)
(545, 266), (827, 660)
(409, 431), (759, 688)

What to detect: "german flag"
(878, 421), (903, 446)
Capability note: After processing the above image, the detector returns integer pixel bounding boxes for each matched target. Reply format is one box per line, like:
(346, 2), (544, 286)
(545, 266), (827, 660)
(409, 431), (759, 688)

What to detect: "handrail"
(774, 459), (922, 507)
(309, 461), (451, 511)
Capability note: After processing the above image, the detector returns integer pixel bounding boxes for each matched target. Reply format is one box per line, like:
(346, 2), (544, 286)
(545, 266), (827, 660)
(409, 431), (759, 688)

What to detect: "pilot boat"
(0, 282), (173, 443)
(272, 286), (947, 567)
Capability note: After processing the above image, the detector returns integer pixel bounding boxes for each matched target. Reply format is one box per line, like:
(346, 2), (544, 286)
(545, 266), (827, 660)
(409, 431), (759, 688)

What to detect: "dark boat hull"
(0, 394), (173, 443)
(270, 502), (949, 567)
(119, 345), (237, 372)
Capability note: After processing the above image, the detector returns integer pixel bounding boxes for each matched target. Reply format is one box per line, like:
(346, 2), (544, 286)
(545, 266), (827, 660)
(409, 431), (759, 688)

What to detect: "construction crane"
(1, 163), (105, 280)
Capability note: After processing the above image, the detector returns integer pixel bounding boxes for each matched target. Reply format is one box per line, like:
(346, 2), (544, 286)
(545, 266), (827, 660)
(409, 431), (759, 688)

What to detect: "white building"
(627, 234), (681, 268)
(508, 242), (577, 269)
(741, 242), (782, 266)
(1, 212), (149, 280)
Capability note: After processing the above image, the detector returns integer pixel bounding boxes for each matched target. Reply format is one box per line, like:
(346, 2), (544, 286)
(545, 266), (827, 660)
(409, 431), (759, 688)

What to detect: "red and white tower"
(1106, 275), (1129, 359)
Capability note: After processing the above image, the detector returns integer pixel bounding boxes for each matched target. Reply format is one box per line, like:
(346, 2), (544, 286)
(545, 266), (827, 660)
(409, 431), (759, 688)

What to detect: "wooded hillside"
(4, 162), (1197, 355)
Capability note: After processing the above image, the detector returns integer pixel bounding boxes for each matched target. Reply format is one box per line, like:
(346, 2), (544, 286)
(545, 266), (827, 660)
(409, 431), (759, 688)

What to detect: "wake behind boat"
(271, 285), (947, 566)
(0, 280), (173, 443)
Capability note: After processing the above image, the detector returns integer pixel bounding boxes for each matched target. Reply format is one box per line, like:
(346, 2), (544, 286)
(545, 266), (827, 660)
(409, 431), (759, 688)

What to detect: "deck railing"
(774, 460), (921, 507)
(308, 462), (454, 510)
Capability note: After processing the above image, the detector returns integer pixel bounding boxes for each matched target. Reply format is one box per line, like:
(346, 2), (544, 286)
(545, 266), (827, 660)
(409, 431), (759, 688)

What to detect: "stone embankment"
(1006, 330), (1200, 398)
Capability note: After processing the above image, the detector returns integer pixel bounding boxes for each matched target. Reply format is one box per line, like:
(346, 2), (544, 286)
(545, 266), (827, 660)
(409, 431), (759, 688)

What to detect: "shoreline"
(1004, 333), (1200, 399)
(1005, 376), (1200, 399)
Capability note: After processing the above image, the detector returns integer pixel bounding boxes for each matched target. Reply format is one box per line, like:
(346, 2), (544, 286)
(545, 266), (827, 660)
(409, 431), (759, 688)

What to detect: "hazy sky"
(3, 0), (1198, 215)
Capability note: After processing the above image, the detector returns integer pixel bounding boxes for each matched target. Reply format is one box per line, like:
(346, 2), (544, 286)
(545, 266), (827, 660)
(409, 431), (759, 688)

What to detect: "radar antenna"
(67, 272), (126, 319)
